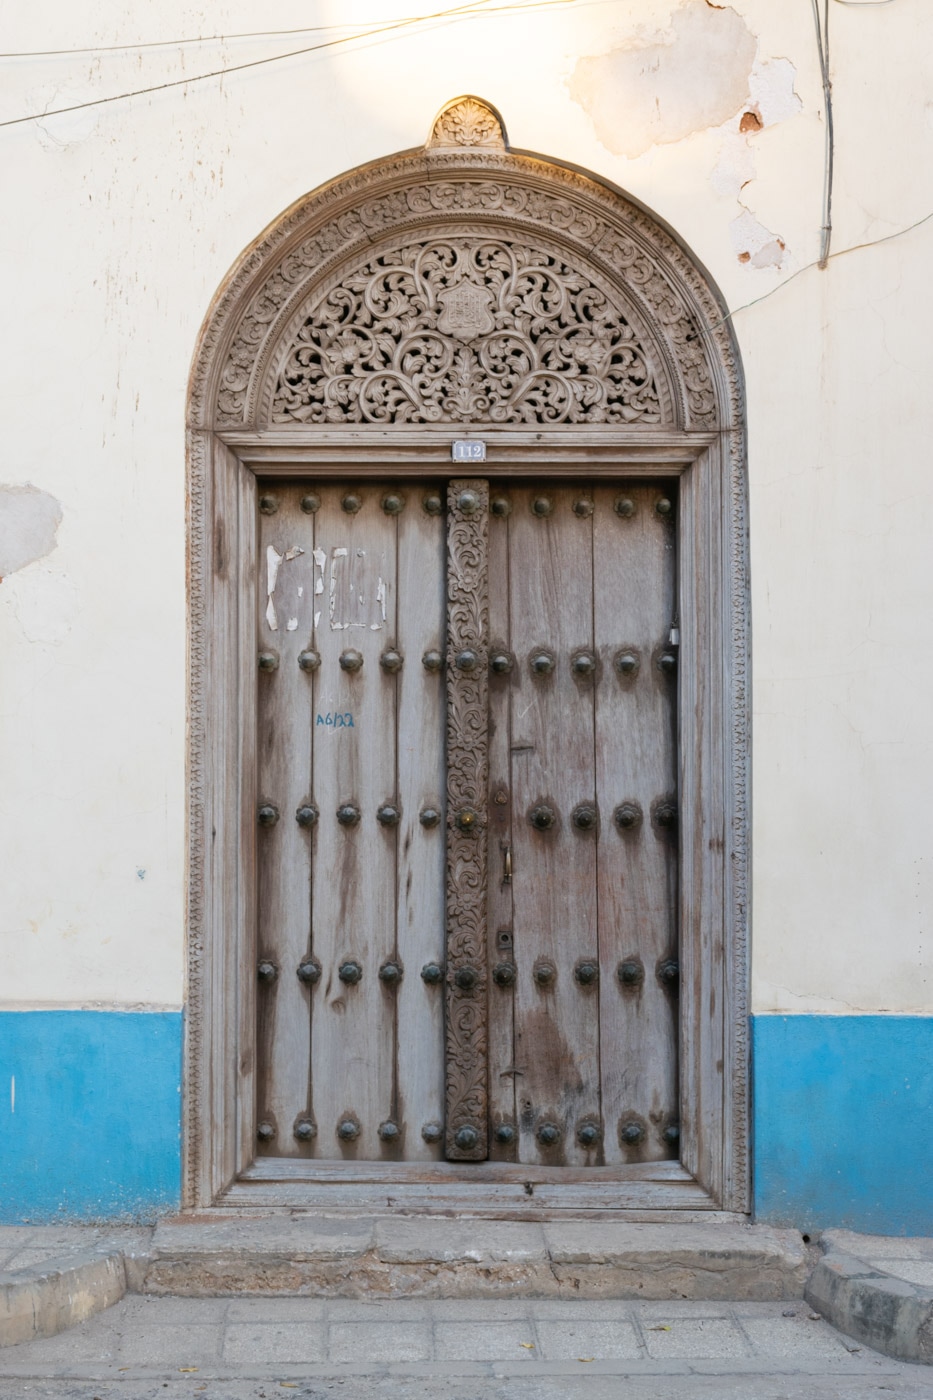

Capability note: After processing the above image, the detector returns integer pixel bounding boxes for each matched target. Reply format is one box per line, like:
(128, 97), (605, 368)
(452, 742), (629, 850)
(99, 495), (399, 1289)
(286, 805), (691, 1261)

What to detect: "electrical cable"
(811, 0), (834, 268)
(1, 23), (391, 58)
(0, 0), (574, 60)
(0, 0), (576, 129)
(698, 205), (933, 337)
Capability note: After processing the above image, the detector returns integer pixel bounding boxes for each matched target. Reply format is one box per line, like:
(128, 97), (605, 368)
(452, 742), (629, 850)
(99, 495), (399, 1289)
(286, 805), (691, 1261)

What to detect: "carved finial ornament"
(428, 96), (507, 150)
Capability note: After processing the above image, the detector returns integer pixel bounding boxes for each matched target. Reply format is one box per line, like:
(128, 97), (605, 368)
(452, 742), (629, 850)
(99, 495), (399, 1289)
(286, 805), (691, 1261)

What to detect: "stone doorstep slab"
(805, 1235), (933, 1366)
(0, 1249), (126, 1348)
(142, 1219), (809, 1301)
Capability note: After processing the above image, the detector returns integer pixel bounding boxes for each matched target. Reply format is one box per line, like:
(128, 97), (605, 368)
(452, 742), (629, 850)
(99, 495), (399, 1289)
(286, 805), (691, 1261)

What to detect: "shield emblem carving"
(437, 280), (495, 342)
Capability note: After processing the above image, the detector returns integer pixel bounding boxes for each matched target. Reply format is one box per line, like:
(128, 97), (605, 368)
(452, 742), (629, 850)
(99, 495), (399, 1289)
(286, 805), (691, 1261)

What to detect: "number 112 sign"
(451, 440), (487, 463)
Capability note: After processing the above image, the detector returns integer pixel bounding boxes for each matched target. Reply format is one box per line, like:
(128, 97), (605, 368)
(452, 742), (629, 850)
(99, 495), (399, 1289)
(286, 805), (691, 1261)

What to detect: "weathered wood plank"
(205, 438), (244, 1196)
(234, 454), (259, 1176)
(238, 1156), (693, 1184)
(395, 486), (447, 1159)
(507, 486), (600, 1166)
(310, 486), (397, 1160)
(594, 484), (679, 1166)
(255, 484), (317, 1156)
(486, 490), (516, 1157)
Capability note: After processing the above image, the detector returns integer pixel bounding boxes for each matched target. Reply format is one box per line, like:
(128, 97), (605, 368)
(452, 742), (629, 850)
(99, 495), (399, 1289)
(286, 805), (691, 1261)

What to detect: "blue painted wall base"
(752, 1014), (933, 1236)
(0, 1010), (182, 1223)
(3, 1008), (930, 1230)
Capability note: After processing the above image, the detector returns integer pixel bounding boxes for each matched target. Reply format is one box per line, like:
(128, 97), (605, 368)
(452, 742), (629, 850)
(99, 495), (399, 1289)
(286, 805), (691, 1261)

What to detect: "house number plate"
(451, 440), (486, 463)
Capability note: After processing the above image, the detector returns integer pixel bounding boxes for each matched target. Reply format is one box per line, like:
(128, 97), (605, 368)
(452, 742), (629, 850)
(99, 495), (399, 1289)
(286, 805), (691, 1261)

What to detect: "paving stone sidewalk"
(1, 1296), (930, 1399)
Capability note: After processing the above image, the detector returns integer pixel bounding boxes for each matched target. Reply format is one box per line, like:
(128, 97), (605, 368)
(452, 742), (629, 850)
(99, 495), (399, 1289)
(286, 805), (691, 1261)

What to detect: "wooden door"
(253, 477), (679, 1168)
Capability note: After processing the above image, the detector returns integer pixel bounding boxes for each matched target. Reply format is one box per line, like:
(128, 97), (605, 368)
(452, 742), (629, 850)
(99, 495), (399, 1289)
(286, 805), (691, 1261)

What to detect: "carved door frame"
(184, 98), (750, 1214)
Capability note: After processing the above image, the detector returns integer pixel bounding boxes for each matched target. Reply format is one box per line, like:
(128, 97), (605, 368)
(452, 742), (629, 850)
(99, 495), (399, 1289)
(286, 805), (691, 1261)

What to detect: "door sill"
(217, 1156), (722, 1216)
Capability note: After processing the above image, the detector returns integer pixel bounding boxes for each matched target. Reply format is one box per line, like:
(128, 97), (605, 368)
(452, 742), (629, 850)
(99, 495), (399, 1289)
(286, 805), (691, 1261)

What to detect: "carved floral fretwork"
(445, 480), (489, 1161)
(270, 238), (663, 427)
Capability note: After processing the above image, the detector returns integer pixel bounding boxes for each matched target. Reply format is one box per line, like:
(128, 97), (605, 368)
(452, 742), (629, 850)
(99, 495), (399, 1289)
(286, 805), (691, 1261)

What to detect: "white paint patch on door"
(265, 544), (304, 631)
(265, 545), (283, 631)
(329, 545), (388, 630)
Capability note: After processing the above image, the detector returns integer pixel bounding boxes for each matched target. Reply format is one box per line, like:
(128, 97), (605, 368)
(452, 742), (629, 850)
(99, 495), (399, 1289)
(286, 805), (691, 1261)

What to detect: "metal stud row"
(259, 646), (675, 679)
(524, 799), (678, 834)
(259, 647), (454, 674)
(257, 803), (442, 829)
(486, 957), (679, 992)
(258, 957), (473, 989)
(260, 955), (678, 993)
(258, 491), (445, 518)
(258, 1115), (680, 1148)
(485, 496), (674, 520)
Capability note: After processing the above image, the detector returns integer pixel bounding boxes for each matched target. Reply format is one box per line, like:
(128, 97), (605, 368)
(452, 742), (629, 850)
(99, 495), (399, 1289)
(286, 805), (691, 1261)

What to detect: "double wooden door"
(254, 478), (679, 1169)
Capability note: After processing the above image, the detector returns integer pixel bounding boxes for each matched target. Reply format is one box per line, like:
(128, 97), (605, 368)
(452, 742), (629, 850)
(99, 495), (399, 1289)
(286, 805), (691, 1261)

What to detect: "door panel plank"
(395, 488), (447, 1159)
(255, 485), (317, 1155)
(593, 484), (679, 1165)
(310, 486), (397, 1160)
(486, 491), (516, 1156)
(507, 486), (600, 1167)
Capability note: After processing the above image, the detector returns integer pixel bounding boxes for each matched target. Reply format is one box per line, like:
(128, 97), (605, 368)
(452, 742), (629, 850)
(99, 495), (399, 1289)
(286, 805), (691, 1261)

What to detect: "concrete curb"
(0, 1249), (126, 1348)
(805, 1243), (933, 1365)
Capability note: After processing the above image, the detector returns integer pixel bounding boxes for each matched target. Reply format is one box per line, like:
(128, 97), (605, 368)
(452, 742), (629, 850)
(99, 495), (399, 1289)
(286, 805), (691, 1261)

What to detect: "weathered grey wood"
(238, 1156), (692, 1184)
(507, 487), (600, 1167)
(234, 453), (259, 1178)
(310, 487), (397, 1160)
(395, 487), (447, 1159)
(255, 485), (317, 1155)
(218, 428), (716, 473)
(679, 445), (728, 1207)
(193, 445), (747, 1210)
(486, 493), (516, 1156)
(593, 484), (678, 1166)
(202, 437), (245, 1201)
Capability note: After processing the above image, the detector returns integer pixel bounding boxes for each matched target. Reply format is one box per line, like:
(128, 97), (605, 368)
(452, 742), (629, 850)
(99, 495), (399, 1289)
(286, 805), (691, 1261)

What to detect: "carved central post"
(444, 479), (490, 1160)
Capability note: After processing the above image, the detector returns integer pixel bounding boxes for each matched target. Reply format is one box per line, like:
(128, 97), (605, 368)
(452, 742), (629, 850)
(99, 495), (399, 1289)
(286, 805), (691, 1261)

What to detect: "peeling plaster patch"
(5, 565), (79, 644)
(713, 60), (801, 267)
(711, 132), (756, 199)
(568, 2), (757, 158)
(0, 485), (63, 578)
(749, 57), (802, 128)
(731, 209), (787, 269)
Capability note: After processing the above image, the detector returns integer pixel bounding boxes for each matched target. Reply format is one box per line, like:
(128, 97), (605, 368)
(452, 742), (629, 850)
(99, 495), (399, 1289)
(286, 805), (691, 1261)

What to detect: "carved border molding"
(188, 118), (737, 439)
(184, 97), (749, 1212)
(444, 480), (490, 1160)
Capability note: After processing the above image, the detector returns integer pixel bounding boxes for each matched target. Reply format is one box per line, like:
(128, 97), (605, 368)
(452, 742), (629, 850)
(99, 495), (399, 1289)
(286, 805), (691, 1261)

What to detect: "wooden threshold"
(219, 1157), (720, 1217)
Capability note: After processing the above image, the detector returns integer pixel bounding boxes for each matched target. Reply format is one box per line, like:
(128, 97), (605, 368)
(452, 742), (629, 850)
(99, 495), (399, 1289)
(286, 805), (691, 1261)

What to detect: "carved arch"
(185, 97), (749, 1215)
(189, 98), (738, 435)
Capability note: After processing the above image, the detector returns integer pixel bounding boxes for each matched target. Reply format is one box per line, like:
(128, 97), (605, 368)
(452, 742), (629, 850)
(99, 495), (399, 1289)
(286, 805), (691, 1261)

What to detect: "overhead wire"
(0, 13), (489, 58)
(0, 0), (575, 130)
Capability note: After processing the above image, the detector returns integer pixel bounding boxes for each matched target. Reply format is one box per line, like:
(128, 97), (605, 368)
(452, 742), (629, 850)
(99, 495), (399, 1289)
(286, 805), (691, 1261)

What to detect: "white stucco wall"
(1, 0), (930, 1013)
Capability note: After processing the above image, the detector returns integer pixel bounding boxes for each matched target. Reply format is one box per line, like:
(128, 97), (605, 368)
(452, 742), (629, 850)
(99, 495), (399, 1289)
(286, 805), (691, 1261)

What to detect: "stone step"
(143, 1218), (809, 1301)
